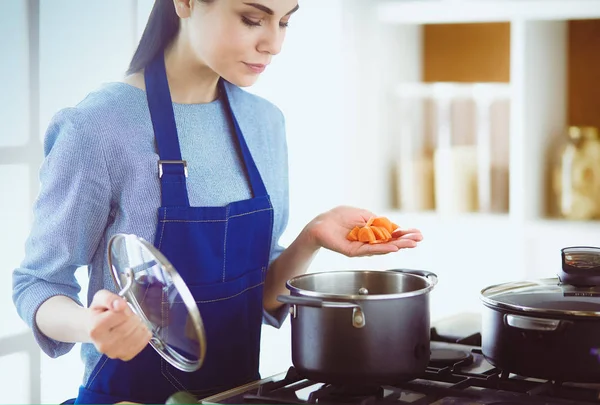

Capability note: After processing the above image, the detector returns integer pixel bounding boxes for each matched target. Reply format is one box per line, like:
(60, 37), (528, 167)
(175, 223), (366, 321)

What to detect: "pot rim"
(286, 270), (436, 301)
(480, 277), (600, 318)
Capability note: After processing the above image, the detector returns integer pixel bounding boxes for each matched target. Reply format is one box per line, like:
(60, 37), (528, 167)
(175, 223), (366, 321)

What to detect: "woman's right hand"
(87, 290), (152, 361)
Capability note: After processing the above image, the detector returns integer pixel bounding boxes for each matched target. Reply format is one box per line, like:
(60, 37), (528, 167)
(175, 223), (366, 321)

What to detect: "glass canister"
(552, 126), (600, 220)
(472, 84), (511, 214)
(394, 84), (435, 212)
(433, 83), (479, 214)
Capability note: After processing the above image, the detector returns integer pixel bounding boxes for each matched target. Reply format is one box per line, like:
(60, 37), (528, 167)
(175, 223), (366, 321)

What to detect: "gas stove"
(199, 330), (600, 405)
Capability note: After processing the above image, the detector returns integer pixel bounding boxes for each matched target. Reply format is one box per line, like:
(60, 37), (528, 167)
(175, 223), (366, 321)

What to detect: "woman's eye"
(242, 16), (261, 27)
(242, 15), (290, 29)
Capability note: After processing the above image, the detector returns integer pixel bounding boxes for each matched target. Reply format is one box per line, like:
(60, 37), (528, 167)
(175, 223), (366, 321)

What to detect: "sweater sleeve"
(12, 107), (112, 358)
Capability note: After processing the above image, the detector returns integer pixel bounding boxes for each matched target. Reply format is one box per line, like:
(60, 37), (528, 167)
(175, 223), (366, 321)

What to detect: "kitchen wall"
(1, 0), (600, 403)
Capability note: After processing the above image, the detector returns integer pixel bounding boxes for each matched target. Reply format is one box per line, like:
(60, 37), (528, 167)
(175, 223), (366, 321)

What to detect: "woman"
(12, 0), (423, 403)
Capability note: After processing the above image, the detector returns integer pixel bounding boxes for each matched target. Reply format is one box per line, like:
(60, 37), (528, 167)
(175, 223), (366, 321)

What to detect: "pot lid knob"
(560, 246), (600, 287)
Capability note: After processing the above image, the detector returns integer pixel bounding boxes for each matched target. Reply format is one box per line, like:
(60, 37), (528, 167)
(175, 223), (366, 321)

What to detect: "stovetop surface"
(199, 335), (600, 405)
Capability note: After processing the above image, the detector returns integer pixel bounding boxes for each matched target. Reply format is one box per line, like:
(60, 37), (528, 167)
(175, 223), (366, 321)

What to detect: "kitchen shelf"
(340, 1), (600, 297)
(377, 0), (600, 25)
(378, 212), (600, 236)
(389, 24), (512, 218)
(526, 218), (600, 236)
(375, 19), (600, 222)
(380, 210), (512, 230)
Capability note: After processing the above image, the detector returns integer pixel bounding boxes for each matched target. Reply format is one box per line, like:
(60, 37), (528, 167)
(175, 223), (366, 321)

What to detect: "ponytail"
(127, 0), (181, 75)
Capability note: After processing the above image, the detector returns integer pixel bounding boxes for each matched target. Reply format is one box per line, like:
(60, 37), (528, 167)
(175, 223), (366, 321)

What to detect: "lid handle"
(118, 267), (134, 297)
(560, 246), (600, 286)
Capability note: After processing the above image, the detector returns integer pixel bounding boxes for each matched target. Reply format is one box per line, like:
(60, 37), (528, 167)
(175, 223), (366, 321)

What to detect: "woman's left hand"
(304, 206), (423, 257)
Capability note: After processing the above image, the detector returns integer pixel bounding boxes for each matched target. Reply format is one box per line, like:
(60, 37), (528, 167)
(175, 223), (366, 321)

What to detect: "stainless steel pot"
(277, 269), (438, 385)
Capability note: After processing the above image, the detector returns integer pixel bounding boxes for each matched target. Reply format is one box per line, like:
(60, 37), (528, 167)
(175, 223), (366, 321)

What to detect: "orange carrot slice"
(358, 227), (376, 243)
(371, 226), (386, 241)
(347, 226), (360, 241)
(380, 227), (392, 241)
(371, 217), (393, 233)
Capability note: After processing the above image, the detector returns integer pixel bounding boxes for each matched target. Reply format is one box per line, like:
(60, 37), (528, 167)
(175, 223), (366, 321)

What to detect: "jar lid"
(107, 234), (207, 372)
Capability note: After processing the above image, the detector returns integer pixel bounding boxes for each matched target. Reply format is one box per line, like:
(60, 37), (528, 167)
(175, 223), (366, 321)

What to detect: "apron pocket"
(160, 266), (265, 392)
(190, 266), (265, 304)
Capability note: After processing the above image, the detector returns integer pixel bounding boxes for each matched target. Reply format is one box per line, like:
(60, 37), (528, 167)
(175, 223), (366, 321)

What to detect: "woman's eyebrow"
(243, 3), (300, 16)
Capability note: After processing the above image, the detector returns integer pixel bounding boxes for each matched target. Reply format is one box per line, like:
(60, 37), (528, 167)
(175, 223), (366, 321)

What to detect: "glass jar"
(552, 126), (600, 220)
(433, 83), (479, 214)
(394, 84), (435, 212)
(472, 84), (511, 214)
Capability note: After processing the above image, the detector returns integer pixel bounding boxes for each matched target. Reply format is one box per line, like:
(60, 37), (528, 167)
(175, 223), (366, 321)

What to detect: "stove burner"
(429, 348), (473, 367)
(307, 384), (383, 403)
(207, 345), (600, 405)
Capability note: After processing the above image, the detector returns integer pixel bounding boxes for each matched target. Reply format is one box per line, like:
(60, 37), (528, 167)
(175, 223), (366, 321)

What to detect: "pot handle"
(388, 269), (438, 286)
(277, 295), (366, 328)
(505, 314), (562, 332)
(277, 294), (359, 309)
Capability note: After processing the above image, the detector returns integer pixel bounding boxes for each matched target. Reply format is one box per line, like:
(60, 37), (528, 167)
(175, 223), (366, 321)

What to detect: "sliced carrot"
(358, 226), (376, 243)
(380, 227), (392, 241)
(371, 217), (393, 233)
(346, 215), (403, 245)
(346, 226), (360, 242)
(370, 226), (386, 241)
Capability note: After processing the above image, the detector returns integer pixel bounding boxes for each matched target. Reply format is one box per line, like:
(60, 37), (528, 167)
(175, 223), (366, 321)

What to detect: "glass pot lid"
(107, 234), (206, 372)
(481, 279), (600, 318)
(481, 246), (600, 318)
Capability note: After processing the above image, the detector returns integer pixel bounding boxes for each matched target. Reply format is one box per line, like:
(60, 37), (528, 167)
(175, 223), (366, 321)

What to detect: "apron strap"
(145, 53), (190, 207)
(220, 81), (269, 198)
(144, 53), (270, 206)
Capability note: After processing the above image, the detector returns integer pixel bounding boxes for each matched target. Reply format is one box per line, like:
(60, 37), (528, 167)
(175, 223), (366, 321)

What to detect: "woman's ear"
(173, 0), (192, 18)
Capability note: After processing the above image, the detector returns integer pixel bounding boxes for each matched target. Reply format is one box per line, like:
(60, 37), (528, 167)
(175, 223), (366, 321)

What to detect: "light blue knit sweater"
(12, 81), (290, 385)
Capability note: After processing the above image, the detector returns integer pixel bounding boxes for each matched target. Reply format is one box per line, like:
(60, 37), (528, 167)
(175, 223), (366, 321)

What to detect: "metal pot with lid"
(480, 246), (600, 382)
(277, 269), (438, 385)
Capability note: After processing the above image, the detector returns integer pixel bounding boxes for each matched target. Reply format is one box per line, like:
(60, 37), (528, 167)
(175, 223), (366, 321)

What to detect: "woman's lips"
(244, 62), (267, 74)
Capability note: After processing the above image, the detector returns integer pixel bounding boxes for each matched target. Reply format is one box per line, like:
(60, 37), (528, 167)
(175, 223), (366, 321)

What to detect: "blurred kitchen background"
(1, 0), (600, 402)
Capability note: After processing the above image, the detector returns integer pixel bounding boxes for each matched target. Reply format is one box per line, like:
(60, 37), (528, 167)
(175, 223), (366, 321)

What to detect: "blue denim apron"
(73, 53), (274, 404)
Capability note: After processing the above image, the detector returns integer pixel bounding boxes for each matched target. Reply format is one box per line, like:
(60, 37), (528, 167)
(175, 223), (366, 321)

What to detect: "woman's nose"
(257, 25), (284, 56)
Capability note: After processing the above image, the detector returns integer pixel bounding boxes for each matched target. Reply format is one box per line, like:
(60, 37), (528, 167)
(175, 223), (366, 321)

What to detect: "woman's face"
(175, 0), (299, 87)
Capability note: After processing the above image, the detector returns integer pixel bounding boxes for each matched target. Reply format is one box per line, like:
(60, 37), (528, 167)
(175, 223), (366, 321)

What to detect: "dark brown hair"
(127, 0), (213, 74)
